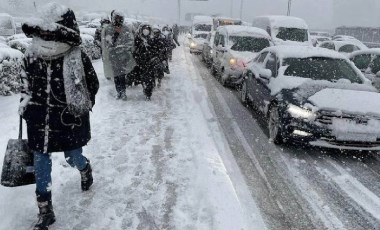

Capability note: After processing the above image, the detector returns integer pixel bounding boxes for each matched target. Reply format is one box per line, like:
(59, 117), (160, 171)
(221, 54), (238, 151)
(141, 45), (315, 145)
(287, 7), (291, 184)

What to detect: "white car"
(190, 32), (208, 54)
(350, 48), (380, 90)
(319, 40), (367, 57)
(211, 25), (272, 86)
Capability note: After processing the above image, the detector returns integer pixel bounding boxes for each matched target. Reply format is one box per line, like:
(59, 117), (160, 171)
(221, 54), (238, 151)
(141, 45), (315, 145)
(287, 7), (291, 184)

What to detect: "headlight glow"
(210, 49), (213, 54)
(287, 104), (316, 120)
(229, 58), (237, 65)
(190, 42), (197, 47)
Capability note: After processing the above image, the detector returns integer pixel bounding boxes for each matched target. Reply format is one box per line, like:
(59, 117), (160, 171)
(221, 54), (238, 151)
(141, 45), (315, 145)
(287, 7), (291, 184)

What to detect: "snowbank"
(0, 47), (23, 96)
(80, 34), (101, 60)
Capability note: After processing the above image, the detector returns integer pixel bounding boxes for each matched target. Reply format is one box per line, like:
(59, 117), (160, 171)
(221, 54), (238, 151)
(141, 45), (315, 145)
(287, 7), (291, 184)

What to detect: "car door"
(212, 32), (220, 66)
(255, 52), (278, 111)
(246, 51), (268, 102)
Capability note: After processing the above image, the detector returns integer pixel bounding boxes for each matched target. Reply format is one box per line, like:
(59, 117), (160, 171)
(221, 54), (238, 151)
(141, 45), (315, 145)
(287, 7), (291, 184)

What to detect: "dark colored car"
(240, 46), (380, 151)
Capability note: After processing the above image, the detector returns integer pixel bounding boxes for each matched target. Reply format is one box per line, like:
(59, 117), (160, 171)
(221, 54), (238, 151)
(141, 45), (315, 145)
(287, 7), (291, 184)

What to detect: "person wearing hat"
(19, 3), (99, 229)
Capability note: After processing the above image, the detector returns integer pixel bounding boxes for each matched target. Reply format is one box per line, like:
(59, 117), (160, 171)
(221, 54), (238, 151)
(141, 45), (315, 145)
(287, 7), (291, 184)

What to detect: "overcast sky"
(1, 0), (379, 30)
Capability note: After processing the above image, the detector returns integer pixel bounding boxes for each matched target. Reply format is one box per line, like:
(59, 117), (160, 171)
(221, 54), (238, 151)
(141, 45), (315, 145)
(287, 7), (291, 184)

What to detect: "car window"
(229, 36), (270, 52)
(339, 44), (360, 53)
(320, 42), (335, 50)
(257, 51), (269, 63)
(352, 54), (372, 70)
(283, 57), (363, 83)
(214, 33), (220, 46)
(219, 35), (225, 47)
(265, 53), (278, 77)
(371, 56), (380, 74)
(275, 27), (308, 42)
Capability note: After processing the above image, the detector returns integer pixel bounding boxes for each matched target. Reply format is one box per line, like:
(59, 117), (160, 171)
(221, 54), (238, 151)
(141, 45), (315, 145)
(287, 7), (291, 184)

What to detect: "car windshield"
(194, 34), (208, 39)
(229, 36), (270, 52)
(370, 56), (380, 74)
(276, 27), (308, 42)
(194, 24), (212, 32)
(352, 54), (372, 70)
(283, 57), (363, 83)
(0, 18), (12, 29)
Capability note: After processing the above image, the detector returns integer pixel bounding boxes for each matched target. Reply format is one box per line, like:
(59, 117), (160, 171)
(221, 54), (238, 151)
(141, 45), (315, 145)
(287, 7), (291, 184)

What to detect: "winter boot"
(80, 160), (93, 191)
(34, 200), (55, 230)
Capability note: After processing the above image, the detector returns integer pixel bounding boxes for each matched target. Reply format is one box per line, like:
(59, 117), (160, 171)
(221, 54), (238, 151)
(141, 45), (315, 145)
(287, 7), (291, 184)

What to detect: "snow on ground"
(0, 47), (264, 229)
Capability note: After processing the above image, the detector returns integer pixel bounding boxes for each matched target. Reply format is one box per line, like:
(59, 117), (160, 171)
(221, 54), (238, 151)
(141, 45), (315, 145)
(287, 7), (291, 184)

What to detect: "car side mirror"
(376, 71), (380, 77)
(260, 69), (272, 79)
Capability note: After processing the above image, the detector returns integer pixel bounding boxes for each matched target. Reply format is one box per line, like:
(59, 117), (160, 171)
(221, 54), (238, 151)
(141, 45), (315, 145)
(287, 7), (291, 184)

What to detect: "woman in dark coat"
(19, 3), (99, 229)
(133, 24), (156, 100)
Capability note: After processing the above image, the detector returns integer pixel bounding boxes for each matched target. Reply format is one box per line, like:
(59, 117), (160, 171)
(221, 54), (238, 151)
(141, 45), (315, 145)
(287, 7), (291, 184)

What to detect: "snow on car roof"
(256, 15), (308, 29)
(220, 25), (270, 38)
(193, 15), (213, 24)
(350, 48), (380, 57)
(263, 45), (347, 60)
(0, 13), (12, 18)
(320, 40), (368, 50)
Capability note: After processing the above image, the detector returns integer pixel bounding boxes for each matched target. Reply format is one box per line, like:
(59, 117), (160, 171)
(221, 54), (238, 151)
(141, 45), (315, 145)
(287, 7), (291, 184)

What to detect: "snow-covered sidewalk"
(0, 47), (265, 229)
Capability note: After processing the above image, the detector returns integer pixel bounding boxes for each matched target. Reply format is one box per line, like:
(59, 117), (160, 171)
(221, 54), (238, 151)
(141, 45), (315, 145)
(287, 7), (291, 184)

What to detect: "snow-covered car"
(311, 35), (330, 47)
(201, 31), (215, 67)
(240, 46), (380, 151)
(80, 33), (101, 60)
(319, 40), (367, 57)
(8, 38), (32, 53)
(6, 33), (27, 42)
(211, 25), (272, 86)
(252, 15), (312, 46)
(0, 45), (23, 95)
(349, 48), (380, 89)
(189, 32), (208, 54)
(0, 13), (16, 37)
(86, 18), (101, 28)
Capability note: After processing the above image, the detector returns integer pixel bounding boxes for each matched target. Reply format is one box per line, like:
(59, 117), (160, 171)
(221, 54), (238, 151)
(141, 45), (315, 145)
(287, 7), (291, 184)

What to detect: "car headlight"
(190, 42), (197, 47)
(210, 49), (213, 54)
(229, 58), (237, 65)
(287, 104), (316, 120)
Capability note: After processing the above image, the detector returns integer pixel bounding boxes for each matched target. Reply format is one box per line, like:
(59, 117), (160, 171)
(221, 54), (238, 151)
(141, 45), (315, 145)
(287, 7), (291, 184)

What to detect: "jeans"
(34, 148), (87, 201)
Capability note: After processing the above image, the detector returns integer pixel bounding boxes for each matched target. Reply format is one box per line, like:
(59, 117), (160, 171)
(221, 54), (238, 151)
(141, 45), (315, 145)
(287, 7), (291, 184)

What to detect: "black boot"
(80, 161), (93, 191)
(34, 200), (55, 230)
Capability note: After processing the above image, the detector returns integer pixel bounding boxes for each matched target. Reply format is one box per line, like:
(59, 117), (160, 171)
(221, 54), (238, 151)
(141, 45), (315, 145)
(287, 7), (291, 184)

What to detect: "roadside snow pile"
(80, 27), (96, 37)
(8, 38), (32, 53)
(0, 47), (23, 95)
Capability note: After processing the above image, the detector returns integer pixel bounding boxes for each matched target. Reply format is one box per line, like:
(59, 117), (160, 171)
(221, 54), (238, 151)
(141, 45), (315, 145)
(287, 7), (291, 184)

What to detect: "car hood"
(229, 50), (258, 63)
(306, 88), (380, 116)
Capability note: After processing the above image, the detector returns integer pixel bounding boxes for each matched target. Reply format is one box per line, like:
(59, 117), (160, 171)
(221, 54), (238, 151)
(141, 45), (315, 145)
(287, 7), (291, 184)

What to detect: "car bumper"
(225, 68), (244, 85)
(286, 118), (380, 150)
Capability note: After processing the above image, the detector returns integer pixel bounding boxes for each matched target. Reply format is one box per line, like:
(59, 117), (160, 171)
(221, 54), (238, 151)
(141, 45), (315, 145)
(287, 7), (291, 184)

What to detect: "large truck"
(335, 26), (380, 48)
(0, 13), (16, 37)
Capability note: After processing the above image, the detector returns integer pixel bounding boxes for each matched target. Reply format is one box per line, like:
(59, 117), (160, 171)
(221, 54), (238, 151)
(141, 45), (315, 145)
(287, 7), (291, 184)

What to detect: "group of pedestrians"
(16, 3), (179, 229)
(100, 11), (179, 101)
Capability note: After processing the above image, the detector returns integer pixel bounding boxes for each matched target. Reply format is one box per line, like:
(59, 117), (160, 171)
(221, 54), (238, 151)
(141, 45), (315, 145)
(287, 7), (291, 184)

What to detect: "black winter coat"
(133, 36), (156, 68)
(21, 51), (99, 153)
(151, 34), (168, 62)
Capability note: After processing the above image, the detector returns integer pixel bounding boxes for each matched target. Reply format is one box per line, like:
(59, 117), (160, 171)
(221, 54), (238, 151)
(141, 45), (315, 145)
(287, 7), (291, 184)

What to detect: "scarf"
(29, 37), (71, 59)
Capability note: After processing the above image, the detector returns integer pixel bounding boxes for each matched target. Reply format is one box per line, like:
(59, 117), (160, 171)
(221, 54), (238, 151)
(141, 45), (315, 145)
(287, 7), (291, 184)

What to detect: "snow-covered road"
(0, 47), (266, 229)
(190, 49), (380, 229)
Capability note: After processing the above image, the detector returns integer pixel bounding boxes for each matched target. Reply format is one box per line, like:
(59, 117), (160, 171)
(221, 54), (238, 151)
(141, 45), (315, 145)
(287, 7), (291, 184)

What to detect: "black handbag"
(1, 116), (35, 187)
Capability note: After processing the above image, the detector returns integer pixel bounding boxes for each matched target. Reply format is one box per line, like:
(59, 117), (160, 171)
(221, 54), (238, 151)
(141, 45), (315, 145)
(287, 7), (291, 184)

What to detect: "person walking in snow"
(19, 3), (99, 229)
(94, 17), (110, 50)
(102, 11), (136, 100)
(172, 23), (180, 47)
(133, 24), (157, 100)
(151, 26), (168, 88)
(162, 25), (176, 62)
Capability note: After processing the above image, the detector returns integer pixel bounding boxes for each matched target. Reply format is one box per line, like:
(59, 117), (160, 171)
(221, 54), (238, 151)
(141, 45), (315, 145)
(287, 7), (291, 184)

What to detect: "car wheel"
(268, 105), (284, 144)
(211, 64), (217, 76)
(220, 72), (228, 87)
(240, 81), (249, 105)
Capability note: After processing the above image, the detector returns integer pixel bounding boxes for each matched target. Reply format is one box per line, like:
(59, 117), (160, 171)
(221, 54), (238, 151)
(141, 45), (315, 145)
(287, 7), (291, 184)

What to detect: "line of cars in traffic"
(190, 15), (380, 152)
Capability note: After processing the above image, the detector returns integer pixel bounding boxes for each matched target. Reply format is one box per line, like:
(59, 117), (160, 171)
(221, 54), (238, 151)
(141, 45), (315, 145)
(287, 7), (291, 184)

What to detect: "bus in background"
(252, 15), (312, 46)
(213, 17), (242, 31)
(0, 13), (16, 37)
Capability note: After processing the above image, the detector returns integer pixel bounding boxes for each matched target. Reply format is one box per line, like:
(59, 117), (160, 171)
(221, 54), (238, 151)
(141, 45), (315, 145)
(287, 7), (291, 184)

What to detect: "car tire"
(211, 64), (217, 76)
(240, 81), (249, 105)
(268, 104), (284, 144)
